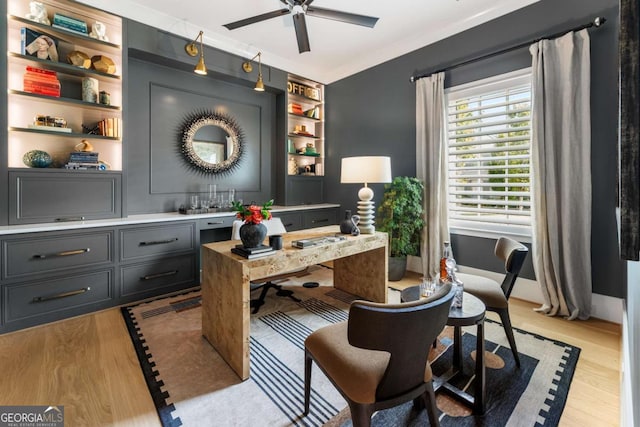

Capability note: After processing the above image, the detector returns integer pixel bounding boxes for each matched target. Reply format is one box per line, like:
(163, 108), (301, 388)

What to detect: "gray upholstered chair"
(456, 236), (529, 367)
(303, 283), (454, 427)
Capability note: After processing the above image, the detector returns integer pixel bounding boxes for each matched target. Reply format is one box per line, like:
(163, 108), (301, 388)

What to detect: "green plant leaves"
(377, 177), (425, 257)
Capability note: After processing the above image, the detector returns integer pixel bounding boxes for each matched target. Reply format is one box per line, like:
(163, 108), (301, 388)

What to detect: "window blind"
(446, 71), (532, 235)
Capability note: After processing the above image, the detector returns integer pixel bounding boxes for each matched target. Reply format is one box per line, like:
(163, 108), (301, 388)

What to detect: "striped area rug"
(121, 266), (579, 427)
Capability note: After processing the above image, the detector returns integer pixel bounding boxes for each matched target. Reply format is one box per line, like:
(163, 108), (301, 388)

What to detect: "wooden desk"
(201, 225), (388, 380)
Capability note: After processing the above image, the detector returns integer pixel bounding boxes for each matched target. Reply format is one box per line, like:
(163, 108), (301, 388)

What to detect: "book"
(234, 244), (274, 254)
(231, 247), (276, 259)
(52, 13), (88, 34)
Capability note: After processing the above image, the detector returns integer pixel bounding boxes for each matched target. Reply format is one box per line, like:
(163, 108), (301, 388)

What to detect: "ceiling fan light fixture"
(223, 2), (379, 54)
(185, 31), (207, 75)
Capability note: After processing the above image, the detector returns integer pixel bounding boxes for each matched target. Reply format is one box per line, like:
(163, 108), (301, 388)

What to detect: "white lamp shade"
(340, 156), (392, 184)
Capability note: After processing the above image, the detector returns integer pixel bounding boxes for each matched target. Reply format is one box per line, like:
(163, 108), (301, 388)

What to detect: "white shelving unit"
(286, 75), (324, 177)
(6, 0), (123, 170)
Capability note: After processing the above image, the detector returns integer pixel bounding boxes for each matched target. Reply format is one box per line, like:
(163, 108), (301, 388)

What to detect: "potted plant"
(377, 177), (425, 281)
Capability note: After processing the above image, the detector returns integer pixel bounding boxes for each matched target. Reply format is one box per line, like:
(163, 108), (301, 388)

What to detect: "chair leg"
(349, 402), (374, 427)
(497, 308), (520, 367)
(421, 382), (440, 427)
(251, 282), (301, 314)
(304, 350), (312, 415)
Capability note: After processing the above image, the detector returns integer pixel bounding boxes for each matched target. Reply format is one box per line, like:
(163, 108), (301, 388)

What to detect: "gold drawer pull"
(311, 218), (329, 224)
(33, 287), (91, 303)
(141, 270), (179, 281)
(33, 248), (91, 259)
(54, 216), (86, 222)
(139, 238), (178, 246)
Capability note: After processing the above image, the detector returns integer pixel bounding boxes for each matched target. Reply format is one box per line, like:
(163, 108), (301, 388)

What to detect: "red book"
(26, 66), (57, 76)
(24, 71), (59, 83)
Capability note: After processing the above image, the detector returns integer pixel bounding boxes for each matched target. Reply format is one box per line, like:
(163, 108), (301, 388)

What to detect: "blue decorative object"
(23, 150), (52, 168)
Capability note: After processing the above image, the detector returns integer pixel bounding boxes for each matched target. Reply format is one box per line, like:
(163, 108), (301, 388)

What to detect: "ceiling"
(79, 0), (539, 84)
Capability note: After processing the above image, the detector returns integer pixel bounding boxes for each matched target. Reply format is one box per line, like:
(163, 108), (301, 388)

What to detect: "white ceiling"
(78, 0), (539, 84)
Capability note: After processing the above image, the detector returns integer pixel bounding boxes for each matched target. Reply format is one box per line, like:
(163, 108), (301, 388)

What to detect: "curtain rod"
(410, 16), (606, 83)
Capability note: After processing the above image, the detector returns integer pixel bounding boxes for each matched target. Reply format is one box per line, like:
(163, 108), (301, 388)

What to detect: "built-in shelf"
(9, 126), (120, 140)
(288, 133), (320, 140)
(288, 152), (321, 157)
(288, 112), (321, 121)
(9, 90), (121, 111)
(9, 52), (121, 80)
(9, 15), (122, 50)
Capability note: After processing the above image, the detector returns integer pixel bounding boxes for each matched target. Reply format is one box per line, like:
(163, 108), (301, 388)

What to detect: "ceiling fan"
(223, 0), (379, 53)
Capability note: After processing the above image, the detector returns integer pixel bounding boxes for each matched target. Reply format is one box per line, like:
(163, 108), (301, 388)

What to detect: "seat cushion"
(456, 272), (508, 309)
(305, 322), (433, 404)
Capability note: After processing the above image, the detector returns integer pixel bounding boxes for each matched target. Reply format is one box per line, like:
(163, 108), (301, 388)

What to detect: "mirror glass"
(181, 110), (244, 174)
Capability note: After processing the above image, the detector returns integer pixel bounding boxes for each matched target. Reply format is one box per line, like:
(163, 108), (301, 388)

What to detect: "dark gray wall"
(127, 58), (275, 213)
(124, 20), (287, 214)
(325, 0), (624, 297)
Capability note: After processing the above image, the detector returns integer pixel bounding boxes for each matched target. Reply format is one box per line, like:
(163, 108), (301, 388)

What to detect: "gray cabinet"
(120, 222), (196, 261)
(8, 170), (122, 224)
(276, 212), (303, 231)
(2, 230), (113, 280)
(0, 228), (117, 333)
(3, 269), (114, 330)
(118, 221), (198, 303)
(304, 209), (337, 229)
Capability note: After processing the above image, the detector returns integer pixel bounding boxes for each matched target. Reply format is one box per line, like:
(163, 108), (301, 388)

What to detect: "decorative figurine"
(89, 21), (109, 41)
(25, 34), (58, 61)
(25, 1), (50, 25)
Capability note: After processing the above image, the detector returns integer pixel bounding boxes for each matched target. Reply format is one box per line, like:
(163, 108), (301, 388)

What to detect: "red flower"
(232, 199), (273, 224)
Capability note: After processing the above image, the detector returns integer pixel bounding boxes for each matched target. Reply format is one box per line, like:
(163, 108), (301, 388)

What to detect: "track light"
(185, 31), (207, 75)
(242, 52), (265, 92)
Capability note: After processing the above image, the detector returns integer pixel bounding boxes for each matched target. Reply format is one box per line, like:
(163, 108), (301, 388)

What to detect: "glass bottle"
(450, 269), (464, 308)
(440, 241), (455, 281)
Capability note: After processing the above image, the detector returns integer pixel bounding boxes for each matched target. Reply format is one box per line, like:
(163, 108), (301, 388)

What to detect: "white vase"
(82, 77), (99, 103)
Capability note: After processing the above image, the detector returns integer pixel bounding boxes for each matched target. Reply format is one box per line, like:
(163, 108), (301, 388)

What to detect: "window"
(445, 69), (532, 239)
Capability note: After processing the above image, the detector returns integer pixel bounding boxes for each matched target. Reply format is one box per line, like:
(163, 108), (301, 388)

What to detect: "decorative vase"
(388, 256), (407, 281)
(23, 150), (52, 168)
(239, 222), (267, 249)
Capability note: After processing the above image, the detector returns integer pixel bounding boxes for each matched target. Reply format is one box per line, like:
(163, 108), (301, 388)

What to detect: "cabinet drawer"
(9, 171), (122, 224)
(198, 215), (235, 230)
(120, 254), (196, 298)
(4, 269), (113, 325)
(120, 222), (196, 261)
(3, 231), (113, 280)
(276, 212), (303, 231)
(304, 209), (337, 229)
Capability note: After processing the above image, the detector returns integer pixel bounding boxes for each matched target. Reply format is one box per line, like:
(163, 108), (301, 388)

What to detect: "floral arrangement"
(232, 199), (273, 224)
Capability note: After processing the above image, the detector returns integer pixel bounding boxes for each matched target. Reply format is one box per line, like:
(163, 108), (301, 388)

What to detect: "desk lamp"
(340, 156), (391, 234)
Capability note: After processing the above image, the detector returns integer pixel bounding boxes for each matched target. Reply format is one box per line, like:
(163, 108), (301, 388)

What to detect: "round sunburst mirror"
(180, 110), (245, 174)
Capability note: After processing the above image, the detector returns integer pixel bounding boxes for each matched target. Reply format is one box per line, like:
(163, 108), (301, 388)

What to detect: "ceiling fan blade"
(305, 6), (379, 28)
(223, 9), (290, 30)
(292, 13), (310, 53)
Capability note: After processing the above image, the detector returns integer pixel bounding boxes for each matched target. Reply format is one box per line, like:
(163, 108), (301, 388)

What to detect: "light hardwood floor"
(0, 272), (621, 427)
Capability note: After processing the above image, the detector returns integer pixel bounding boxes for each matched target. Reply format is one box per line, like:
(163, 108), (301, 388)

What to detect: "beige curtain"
(529, 29), (592, 320)
(416, 72), (449, 279)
